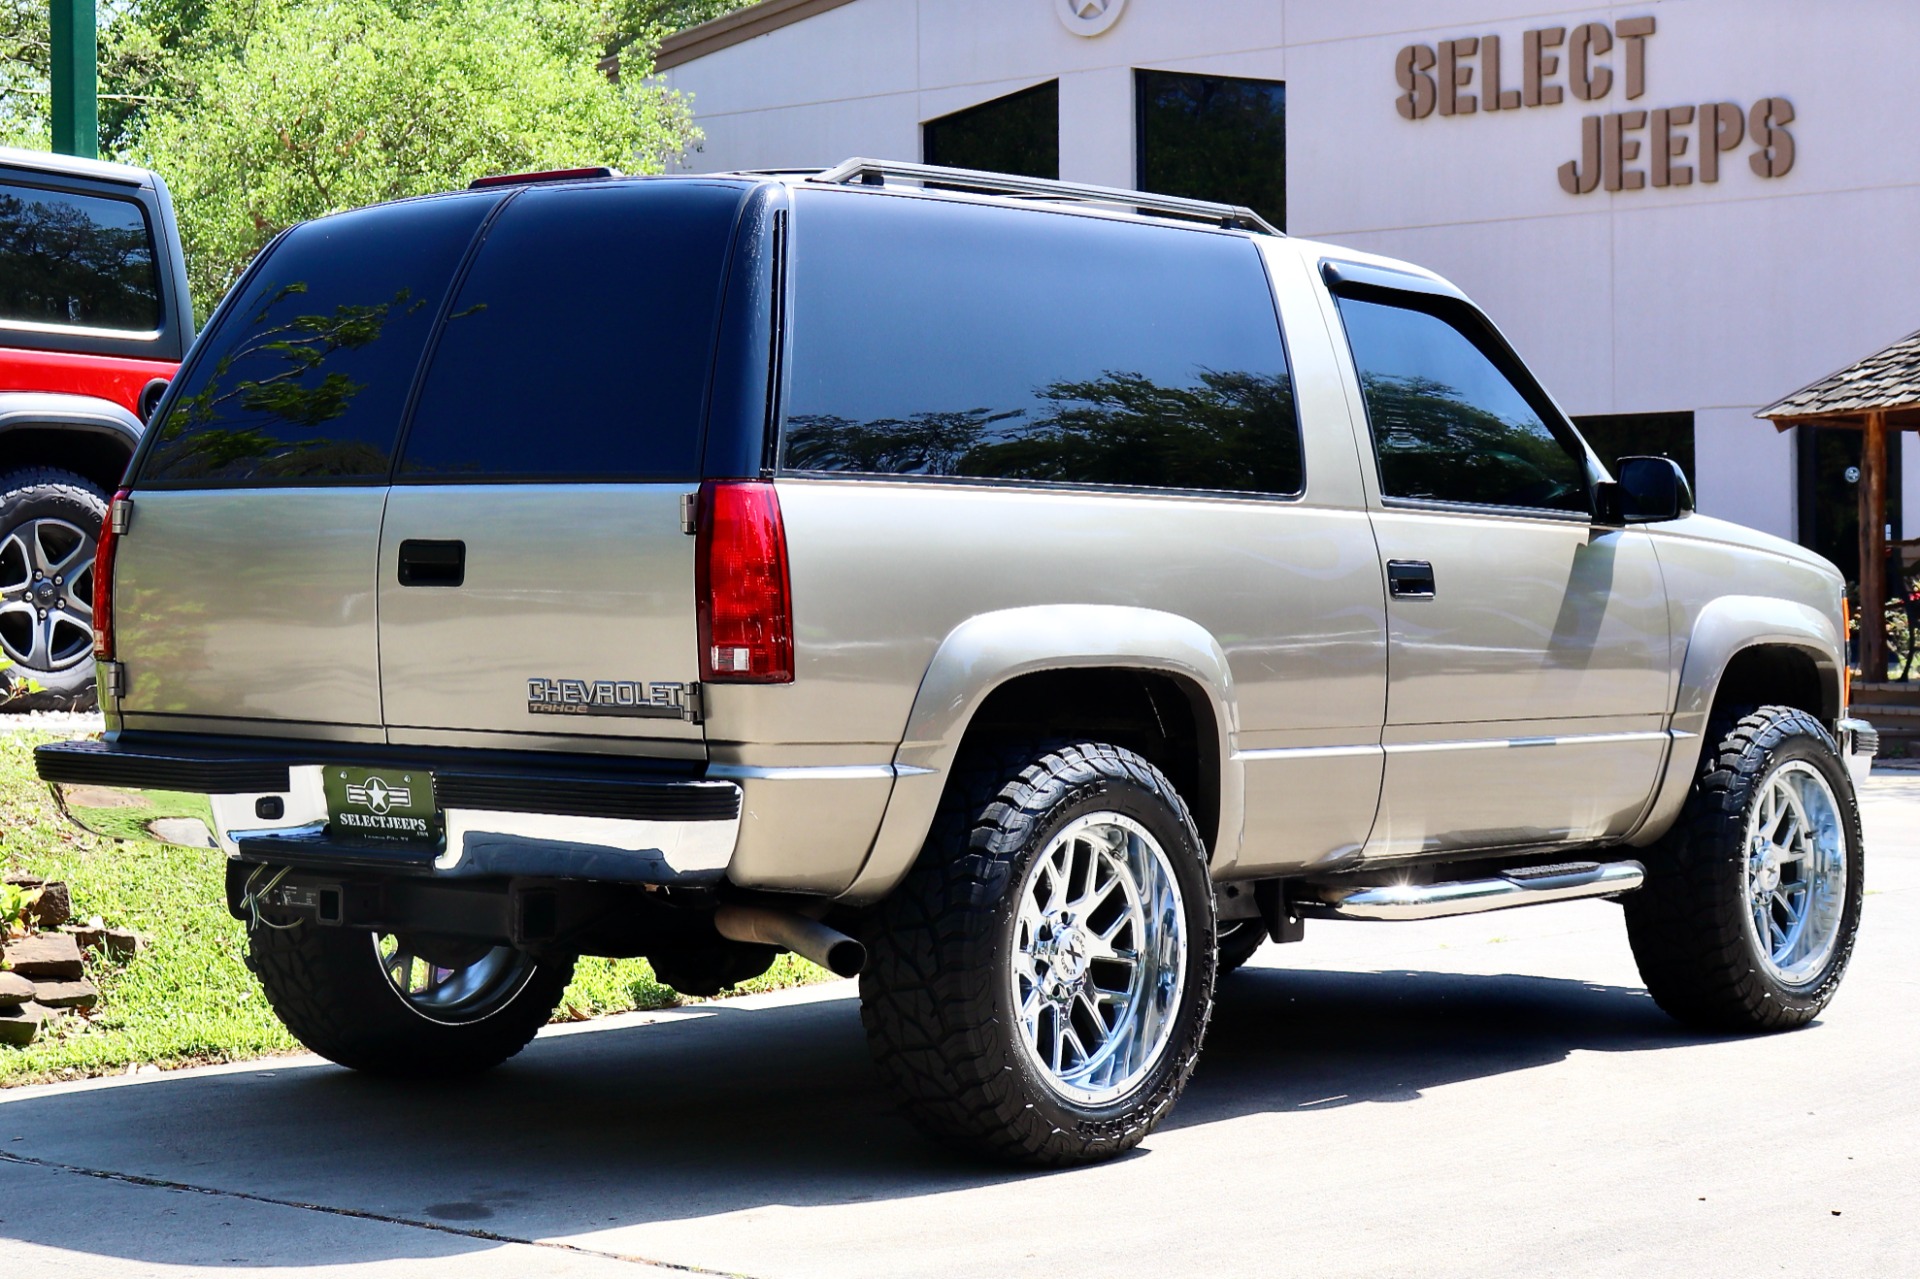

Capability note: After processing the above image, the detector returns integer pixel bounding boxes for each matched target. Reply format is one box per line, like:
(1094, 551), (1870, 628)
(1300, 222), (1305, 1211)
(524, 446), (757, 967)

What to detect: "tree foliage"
(0, 0), (751, 310)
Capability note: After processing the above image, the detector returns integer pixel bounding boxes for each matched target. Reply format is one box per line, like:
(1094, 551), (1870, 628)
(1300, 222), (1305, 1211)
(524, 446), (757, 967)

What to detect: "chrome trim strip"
(1382, 730), (1672, 754)
(1234, 744), (1379, 762)
(706, 762), (934, 781)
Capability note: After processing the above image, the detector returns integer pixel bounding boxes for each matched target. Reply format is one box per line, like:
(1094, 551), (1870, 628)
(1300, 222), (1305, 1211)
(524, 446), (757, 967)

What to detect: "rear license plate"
(323, 767), (443, 848)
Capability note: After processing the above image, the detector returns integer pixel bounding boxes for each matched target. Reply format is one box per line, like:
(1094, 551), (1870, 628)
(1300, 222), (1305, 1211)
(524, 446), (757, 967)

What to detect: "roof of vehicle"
(0, 144), (158, 188)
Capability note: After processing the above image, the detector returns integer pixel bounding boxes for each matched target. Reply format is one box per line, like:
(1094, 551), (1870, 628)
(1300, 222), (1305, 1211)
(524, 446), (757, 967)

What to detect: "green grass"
(1, 730), (830, 1086)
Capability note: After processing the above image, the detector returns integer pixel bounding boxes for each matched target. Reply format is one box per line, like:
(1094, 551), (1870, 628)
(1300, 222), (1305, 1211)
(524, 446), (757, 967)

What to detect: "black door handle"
(397, 539), (465, 587)
(1387, 559), (1435, 599)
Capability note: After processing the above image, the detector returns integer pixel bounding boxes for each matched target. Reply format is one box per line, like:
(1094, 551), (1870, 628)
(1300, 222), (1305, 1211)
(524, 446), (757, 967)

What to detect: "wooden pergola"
(1759, 327), (1920, 681)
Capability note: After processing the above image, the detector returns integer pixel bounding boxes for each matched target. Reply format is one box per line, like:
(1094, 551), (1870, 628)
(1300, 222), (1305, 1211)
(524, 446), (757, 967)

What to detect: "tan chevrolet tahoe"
(37, 159), (1875, 1166)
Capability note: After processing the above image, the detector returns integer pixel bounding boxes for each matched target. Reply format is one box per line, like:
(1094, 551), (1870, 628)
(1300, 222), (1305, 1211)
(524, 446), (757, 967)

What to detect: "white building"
(659, 0), (1920, 577)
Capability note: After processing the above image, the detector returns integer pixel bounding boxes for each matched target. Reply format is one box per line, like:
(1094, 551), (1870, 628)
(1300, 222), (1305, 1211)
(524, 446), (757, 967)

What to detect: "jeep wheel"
(246, 922), (574, 1076)
(1624, 706), (1864, 1032)
(0, 469), (107, 711)
(861, 742), (1216, 1165)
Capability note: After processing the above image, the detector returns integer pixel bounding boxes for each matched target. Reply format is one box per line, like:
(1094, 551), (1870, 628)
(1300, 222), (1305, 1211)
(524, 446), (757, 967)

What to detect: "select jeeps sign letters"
(1394, 16), (1795, 195)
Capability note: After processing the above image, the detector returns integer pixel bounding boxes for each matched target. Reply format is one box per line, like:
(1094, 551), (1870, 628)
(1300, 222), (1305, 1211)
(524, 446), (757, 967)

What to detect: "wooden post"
(1860, 410), (1889, 681)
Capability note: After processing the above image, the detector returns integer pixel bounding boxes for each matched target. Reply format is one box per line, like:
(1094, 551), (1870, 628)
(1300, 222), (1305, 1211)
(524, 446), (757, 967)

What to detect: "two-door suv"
(38, 160), (1874, 1165)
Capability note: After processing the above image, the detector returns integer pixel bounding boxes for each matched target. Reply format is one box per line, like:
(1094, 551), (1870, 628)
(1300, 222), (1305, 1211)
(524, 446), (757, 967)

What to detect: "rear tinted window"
(0, 182), (159, 332)
(141, 193), (496, 485)
(398, 181), (746, 480)
(783, 190), (1299, 496)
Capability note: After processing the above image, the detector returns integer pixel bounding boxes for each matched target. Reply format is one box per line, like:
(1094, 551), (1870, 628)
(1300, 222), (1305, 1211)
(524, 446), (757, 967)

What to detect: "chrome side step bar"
(1299, 860), (1646, 922)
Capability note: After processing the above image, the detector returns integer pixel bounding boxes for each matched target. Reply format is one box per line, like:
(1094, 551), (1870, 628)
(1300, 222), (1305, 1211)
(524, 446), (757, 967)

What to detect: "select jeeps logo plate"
(527, 677), (697, 721)
(324, 768), (441, 847)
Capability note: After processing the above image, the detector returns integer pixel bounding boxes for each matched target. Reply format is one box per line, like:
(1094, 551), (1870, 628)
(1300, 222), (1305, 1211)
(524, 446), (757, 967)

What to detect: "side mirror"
(1616, 455), (1693, 523)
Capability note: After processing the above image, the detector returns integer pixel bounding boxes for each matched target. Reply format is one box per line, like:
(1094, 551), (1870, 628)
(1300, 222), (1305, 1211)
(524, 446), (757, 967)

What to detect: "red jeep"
(0, 146), (192, 709)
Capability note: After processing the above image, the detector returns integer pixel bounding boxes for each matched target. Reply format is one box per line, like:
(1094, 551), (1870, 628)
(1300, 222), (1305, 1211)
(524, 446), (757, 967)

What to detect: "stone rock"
(32, 979), (97, 1011)
(0, 971), (34, 1007)
(103, 928), (145, 959)
(2, 932), (85, 979)
(0, 1002), (45, 1046)
(25, 880), (71, 929)
(67, 922), (107, 952)
(3, 872), (44, 890)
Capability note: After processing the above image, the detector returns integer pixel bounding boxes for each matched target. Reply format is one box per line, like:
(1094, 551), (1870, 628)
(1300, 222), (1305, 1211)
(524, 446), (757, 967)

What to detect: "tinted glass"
(0, 183), (159, 332)
(1572, 410), (1695, 488)
(1137, 71), (1286, 231)
(923, 81), (1059, 180)
(400, 181), (745, 480)
(1337, 296), (1586, 512)
(144, 194), (495, 484)
(785, 191), (1300, 496)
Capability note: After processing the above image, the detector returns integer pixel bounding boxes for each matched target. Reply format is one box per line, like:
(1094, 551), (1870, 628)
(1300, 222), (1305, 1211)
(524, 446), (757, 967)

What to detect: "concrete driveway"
(4, 775), (1917, 1279)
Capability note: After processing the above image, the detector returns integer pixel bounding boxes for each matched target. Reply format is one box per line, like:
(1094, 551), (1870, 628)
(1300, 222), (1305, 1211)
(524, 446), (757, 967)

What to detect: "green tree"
(129, 0), (698, 306)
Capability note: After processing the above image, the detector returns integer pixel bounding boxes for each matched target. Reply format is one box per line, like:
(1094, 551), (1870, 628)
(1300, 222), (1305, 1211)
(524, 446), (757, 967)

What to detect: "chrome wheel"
(1010, 812), (1188, 1107)
(1743, 760), (1848, 988)
(0, 516), (95, 674)
(373, 933), (537, 1025)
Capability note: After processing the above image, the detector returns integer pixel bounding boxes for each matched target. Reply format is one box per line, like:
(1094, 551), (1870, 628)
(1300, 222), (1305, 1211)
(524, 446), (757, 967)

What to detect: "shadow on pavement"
(0, 964), (1711, 1268)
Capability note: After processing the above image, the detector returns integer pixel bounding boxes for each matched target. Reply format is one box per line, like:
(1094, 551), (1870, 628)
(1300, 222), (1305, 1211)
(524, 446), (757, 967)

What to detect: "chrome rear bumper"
(36, 738), (741, 885)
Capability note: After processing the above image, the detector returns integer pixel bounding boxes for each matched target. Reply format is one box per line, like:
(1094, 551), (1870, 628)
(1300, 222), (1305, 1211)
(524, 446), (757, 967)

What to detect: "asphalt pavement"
(4, 774), (1916, 1278)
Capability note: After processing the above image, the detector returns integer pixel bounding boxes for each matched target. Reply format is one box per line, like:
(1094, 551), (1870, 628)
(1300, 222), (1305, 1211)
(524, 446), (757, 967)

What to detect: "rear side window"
(398, 181), (747, 480)
(142, 194), (496, 485)
(1336, 295), (1587, 513)
(783, 191), (1300, 496)
(0, 182), (159, 333)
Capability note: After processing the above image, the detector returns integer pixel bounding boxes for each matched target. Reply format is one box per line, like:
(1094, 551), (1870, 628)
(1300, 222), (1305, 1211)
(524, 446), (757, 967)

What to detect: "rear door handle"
(1387, 559), (1435, 600)
(397, 539), (466, 588)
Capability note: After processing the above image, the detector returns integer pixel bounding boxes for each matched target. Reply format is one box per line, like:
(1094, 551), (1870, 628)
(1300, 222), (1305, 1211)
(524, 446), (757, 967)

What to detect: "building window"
(1136, 70), (1286, 230)
(923, 81), (1058, 180)
(1572, 412), (1697, 492)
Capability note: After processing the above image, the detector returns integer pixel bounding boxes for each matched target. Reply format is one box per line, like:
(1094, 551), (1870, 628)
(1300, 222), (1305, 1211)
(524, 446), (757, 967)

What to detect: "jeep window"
(782, 190), (1301, 497)
(0, 183), (159, 333)
(398, 182), (745, 481)
(1336, 295), (1587, 513)
(141, 194), (496, 485)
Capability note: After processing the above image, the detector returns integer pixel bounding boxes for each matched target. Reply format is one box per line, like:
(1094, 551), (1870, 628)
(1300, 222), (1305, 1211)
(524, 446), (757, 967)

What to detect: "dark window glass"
(1137, 70), (1286, 231)
(784, 190), (1299, 495)
(1572, 411), (1695, 489)
(923, 82), (1059, 180)
(0, 183), (159, 332)
(144, 194), (495, 485)
(1337, 296), (1587, 512)
(400, 182), (746, 480)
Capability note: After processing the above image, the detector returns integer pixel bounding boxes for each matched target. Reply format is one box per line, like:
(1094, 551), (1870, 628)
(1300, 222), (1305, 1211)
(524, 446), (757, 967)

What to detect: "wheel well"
(0, 427), (133, 496)
(1708, 644), (1835, 735)
(956, 667), (1222, 853)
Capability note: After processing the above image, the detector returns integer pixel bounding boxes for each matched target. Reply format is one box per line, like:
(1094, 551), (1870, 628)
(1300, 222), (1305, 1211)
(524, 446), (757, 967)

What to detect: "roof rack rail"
(811, 158), (1281, 235)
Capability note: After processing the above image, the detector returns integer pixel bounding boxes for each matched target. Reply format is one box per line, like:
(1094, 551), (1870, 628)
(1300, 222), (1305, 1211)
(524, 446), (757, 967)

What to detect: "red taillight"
(93, 488), (129, 660)
(697, 481), (793, 684)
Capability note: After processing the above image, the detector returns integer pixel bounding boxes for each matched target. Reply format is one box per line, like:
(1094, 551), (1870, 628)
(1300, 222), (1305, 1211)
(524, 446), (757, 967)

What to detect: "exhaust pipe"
(715, 904), (866, 978)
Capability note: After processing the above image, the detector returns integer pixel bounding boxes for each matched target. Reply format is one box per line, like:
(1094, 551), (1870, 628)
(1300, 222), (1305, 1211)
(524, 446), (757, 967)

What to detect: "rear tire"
(1216, 918), (1267, 975)
(860, 741), (1216, 1165)
(246, 922), (574, 1077)
(1624, 706), (1863, 1032)
(0, 469), (107, 712)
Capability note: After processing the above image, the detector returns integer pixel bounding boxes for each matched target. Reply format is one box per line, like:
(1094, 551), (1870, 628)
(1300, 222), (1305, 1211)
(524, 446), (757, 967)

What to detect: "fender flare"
(0, 391), (144, 464)
(1629, 594), (1844, 845)
(837, 604), (1243, 903)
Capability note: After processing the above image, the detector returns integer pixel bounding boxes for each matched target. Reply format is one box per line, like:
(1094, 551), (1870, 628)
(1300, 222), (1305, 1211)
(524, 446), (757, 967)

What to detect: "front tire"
(1624, 706), (1864, 1032)
(246, 922), (574, 1077)
(860, 742), (1216, 1165)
